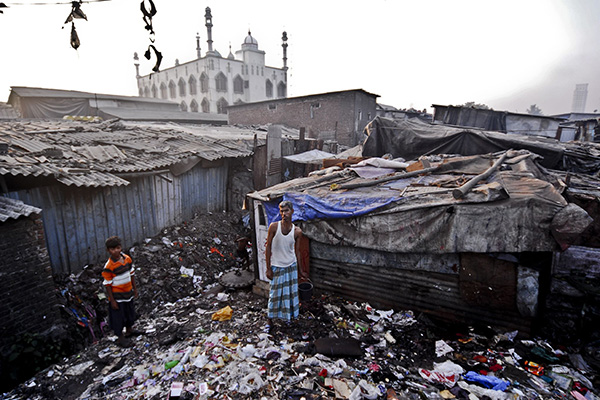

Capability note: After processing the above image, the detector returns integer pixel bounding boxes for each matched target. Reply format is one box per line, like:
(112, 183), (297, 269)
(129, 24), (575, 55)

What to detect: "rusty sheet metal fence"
(8, 163), (228, 275)
(309, 242), (533, 334)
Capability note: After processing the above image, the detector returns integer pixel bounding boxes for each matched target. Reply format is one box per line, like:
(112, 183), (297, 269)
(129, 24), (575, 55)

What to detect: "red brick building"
(228, 89), (379, 147)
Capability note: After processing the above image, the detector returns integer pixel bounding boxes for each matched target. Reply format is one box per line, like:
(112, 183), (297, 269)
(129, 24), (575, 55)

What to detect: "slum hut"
(247, 149), (594, 335)
(431, 104), (565, 139)
(363, 117), (600, 175)
(0, 119), (276, 275)
(7, 86), (181, 120)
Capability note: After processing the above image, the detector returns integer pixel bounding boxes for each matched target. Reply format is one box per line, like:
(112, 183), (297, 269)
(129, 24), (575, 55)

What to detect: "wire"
(3, 0), (111, 5)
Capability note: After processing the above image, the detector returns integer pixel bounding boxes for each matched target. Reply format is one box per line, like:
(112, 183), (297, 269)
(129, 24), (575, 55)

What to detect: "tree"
(461, 102), (491, 110)
(526, 104), (543, 115)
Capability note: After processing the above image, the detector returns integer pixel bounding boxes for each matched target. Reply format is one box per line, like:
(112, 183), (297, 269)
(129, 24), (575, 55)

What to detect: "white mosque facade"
(134, 7), (288, 114)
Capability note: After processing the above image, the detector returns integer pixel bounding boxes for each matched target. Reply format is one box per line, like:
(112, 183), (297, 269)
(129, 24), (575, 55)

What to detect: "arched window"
(215, 72), (227, 92)
(180, 101), (188, 112)
(277, 82), (286, 98)
(151, 84), (158, 98)
(265, 79), (273, 98)
(144, 87), (150, 97)
(178, 78), (186, 97)
(138, 87), (143, 96)
(160, 83), (168, 99)
(188, 75), (197, 95)
(169, 80), (177, 98)
(201, 98), (210, 113)
(190, 99), (199, 112)
(216, 97), (228, 114)
(200, 73), (209, 93)
(233, 75), (243, 94)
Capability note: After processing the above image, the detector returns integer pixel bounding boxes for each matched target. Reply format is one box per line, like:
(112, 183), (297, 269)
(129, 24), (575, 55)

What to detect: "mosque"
(134, 7), (288, 115)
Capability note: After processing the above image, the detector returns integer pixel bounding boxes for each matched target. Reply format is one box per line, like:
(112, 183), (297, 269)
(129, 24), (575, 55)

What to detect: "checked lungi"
(268, 263), (300, 321)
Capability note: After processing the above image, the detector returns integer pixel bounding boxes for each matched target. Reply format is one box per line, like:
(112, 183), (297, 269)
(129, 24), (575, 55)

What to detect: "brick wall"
(0, 214), (60, 346)
(229, 91), (377, 147)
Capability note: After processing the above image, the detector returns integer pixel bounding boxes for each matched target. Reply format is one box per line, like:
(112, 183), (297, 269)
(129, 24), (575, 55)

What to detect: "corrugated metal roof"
(0, 196), (42, 222)
(56, 171), (130, 187)
(99, 107), (228, 124)
(0, 119), (273, 187)
(71, 145), (127, 162)
(9, 137), (55, 153)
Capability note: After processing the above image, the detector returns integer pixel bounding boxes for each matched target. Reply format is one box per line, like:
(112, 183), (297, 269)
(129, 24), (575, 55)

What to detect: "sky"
(1, 0), (599, 115)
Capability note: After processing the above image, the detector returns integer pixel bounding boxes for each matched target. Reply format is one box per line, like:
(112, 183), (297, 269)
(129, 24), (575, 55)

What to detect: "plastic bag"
(211, 305), (233, 321)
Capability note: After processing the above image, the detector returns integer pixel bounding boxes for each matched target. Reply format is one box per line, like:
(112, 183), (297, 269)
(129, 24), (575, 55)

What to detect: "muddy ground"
(2, 211), (600, 400)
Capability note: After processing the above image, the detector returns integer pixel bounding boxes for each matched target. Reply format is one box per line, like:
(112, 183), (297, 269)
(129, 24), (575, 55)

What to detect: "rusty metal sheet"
(459, 253), (517, 309)
(310, 255), (532, 334)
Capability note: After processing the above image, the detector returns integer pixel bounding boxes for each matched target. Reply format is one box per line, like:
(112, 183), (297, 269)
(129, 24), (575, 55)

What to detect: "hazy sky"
(1, 0), (598, 115)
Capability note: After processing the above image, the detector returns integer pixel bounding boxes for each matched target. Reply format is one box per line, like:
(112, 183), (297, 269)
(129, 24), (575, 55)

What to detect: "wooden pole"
(452, 151), (509, 199)
(333, 166), (440, 190)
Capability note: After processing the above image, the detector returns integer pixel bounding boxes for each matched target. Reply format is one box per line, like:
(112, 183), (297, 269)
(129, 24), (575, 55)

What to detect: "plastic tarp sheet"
(19, 97), (93, 118)
(362, 117), (564, 169)
(259, 152), (573, 253)
(283, 149), (335, 164)
(301, 195), (564, 253)
(263, 190), (403, 225)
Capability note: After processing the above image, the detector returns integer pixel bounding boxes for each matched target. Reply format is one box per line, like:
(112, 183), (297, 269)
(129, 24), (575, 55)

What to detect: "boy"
(102, 236), (139, 347)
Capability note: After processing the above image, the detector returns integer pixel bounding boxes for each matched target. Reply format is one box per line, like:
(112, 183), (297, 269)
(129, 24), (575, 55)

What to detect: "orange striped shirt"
(102, 253), (135, 302)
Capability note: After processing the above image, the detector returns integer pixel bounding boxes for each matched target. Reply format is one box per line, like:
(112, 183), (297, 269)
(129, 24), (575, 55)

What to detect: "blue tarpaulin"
(263, 191), (402, 225)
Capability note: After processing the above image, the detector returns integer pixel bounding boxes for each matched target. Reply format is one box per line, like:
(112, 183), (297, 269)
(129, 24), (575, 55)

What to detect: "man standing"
(265, 200), (304, 332)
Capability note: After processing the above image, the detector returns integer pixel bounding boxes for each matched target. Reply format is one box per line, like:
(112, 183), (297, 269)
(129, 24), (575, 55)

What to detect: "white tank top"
(270, 222), (297, 267)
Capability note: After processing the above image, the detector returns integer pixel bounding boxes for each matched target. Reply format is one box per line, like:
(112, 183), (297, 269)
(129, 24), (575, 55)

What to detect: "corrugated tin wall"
(9, 162), (228, 274)
(309, 242), (533, 334)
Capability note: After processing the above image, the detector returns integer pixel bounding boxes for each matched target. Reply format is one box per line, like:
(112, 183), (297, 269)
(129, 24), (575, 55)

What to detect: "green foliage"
(461, 101), (491, 110)
(526, 104), (543, 115)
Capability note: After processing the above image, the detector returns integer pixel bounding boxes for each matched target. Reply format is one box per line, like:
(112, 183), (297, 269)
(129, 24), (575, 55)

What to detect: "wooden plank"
(63, 190), (79, 273)
(129, 178), (143, 241)
(92, 188), (109, 259)
(103, 187), (118, 240)
(118, 185), (133, 245)
(68, 188), (85, 270)
(153, 175), (165, 229)
(37, 188), (64, 274)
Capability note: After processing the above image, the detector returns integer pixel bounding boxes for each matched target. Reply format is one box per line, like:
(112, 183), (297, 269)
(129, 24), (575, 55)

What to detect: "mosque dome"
(243, 31), (258, 46)
(241, 30), (259, 51)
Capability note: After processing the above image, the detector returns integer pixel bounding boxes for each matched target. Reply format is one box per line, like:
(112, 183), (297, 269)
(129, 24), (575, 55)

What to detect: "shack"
(431, 104), (565, 139)
(247, 145), (598, 335)
(0, 119), (291, 275)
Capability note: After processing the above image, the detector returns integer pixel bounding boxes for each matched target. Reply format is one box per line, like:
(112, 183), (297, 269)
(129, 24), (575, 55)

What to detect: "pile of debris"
(5, 288), (600, 400)
(52, 210), (252, 344)
(3, 211), (600, 399)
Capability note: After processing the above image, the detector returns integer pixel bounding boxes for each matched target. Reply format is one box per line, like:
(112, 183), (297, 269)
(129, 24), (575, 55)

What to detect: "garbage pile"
(3, 211), (600, 399)
(5, 286), (600, 399)
(50, 210), (252, 347)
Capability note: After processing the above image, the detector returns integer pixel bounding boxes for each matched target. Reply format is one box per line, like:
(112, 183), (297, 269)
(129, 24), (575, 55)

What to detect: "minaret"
(196, 32), (201, 58)
(133, 52), (140, 78)
(281, 31), (288, 71)
(205, 7), (213, 53)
